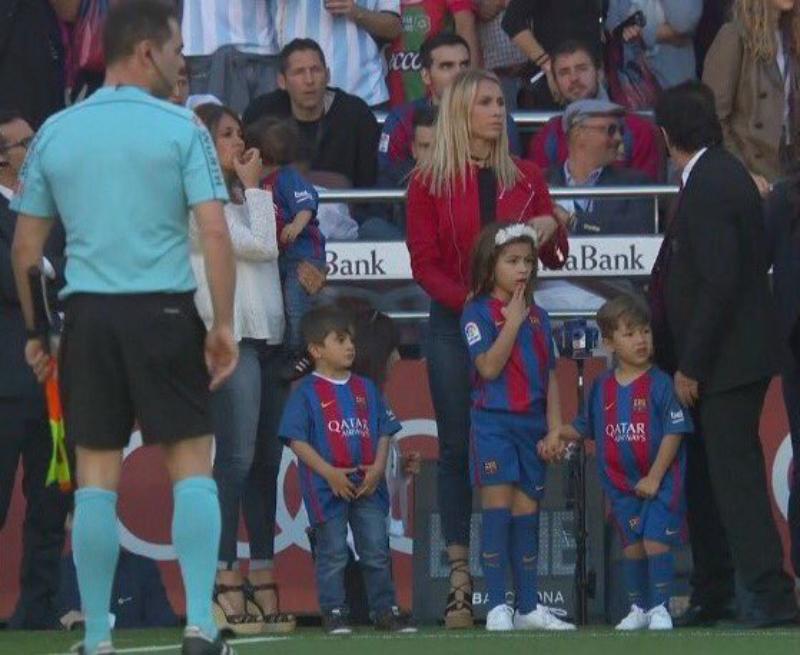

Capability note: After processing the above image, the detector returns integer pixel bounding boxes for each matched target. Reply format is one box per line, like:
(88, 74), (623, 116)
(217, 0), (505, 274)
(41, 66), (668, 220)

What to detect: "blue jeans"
(212, 341), (288, 567)
(313, 496), (396, 614)
(426, 301), (472, 547)
(281, 255), (325, 352)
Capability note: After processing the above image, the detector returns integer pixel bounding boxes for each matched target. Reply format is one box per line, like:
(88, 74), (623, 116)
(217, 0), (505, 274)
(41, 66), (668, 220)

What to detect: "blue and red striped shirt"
(573, 367), (692, 509)
(461, 295), (556, 415)
(278, 373), (401, 525)
(263, 166), (325, 261)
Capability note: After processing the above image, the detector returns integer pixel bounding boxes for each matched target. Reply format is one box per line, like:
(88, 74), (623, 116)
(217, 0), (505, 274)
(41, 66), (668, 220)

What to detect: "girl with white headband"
(460, 222), (573, 632)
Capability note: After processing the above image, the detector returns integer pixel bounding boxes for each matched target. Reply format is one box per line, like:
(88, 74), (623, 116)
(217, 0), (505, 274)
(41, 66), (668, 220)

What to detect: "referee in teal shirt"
(11, 3), (238, 654)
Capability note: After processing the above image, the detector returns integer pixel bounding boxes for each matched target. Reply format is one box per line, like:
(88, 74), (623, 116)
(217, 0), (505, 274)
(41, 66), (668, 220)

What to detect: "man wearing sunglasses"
(546, 99), (654, 236)
(0, 108), (69, 630)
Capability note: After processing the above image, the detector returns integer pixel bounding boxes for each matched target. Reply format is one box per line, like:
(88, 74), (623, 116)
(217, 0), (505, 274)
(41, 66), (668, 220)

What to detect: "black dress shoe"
(743, 604), (799, 629)
(674, 604), (736, 627)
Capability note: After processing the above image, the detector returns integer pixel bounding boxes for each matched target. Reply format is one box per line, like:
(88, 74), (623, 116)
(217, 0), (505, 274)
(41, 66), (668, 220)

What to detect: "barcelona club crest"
(629, 516), (641, 531)
(633, 398), (647, 412)
(483, 460), (499, 475)
(355, 395), (367, 406)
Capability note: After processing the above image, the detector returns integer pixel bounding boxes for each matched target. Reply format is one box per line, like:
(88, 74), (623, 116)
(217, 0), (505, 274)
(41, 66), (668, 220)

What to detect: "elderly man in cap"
(546, 98), (655, 235)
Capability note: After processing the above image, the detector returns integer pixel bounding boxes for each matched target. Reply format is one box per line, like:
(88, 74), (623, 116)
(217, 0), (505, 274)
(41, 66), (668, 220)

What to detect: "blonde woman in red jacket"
(406, 68), (568, 629)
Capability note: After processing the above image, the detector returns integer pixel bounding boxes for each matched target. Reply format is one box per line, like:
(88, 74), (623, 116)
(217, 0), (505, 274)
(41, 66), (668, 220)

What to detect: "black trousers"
(685, 379), (795, 616)
(0, 396), (70, 628)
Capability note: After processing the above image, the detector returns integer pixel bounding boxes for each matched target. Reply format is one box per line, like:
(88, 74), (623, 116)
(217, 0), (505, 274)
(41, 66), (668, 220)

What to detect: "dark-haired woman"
(191, 104), (295, 634)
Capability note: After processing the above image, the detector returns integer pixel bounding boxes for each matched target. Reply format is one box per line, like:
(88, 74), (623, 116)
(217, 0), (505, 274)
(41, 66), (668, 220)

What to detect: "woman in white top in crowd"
(191, 103), (295, 635)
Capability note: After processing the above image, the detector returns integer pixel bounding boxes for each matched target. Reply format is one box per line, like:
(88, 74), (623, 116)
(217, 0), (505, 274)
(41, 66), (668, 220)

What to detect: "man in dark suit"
(0, 108), (69, 628)
(650, 82), (798, 628)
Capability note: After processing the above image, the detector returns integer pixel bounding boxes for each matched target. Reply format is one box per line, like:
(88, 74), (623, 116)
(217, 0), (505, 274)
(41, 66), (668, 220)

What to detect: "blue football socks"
(621, 556), (648, 608)
(481, 508), (512, 610)
(648, 551), (674, 609)
(510, 512), (540, 614)
(73, 487), (119, 654)
(172, 476), (221, 639)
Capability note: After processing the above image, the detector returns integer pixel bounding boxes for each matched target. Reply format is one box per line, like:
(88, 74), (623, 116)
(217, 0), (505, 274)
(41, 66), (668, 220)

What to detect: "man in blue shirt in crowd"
(10, 2), (238, 654)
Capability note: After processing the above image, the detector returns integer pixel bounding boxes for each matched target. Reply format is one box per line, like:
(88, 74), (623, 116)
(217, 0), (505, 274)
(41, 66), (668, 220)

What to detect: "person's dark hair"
(103, 0), (177, 66)
(596, 294), (651, 339)
(470, 222), (538, 303)
(279, 38), (327, 74)
(193, 103), (242, 140)
(245, 117), (300, 166)
(551, 39), (601, 68)
(412, 105), (438, 131)
(301, 305), (353, 348)
(344, 302), (400, 390)
(420, 33), (470, 70)
(0, 109), (23, 149)
(655, 81), (723, 153)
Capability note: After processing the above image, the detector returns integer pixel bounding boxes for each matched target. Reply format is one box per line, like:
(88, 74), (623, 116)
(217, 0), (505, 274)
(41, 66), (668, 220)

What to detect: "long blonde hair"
(734, 0), (800, 61)
(414, 69), (521, 196)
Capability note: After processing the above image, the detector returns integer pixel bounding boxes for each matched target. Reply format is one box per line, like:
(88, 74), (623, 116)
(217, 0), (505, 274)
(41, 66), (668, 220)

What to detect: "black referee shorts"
(59, 292), (212, 450)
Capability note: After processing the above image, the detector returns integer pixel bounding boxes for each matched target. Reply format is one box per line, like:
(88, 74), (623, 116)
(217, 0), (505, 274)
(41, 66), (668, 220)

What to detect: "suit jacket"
(703, 21), (800, 182)
(547, 165), (656, 235)
(0, 195), (65, 398)
(662, 146), (778, 393)
(764, 179), (800, 370)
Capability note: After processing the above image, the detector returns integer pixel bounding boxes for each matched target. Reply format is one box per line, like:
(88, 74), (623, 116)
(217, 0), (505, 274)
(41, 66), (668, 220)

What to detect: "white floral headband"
(494, 223), (539, 248)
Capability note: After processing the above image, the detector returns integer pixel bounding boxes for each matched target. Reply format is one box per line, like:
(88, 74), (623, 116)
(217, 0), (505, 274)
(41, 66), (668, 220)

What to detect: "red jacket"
(406, 159), (569, 312)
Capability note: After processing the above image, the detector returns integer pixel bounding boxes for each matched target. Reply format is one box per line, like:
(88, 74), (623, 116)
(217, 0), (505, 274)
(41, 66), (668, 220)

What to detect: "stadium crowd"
(1, 0), (800, 653)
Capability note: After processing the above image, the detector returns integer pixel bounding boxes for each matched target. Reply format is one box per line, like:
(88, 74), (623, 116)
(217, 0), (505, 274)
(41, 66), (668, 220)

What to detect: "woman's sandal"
(244, 580), (297, 634)
(212, 583), (264, 636)
(444, 558), (474, 629)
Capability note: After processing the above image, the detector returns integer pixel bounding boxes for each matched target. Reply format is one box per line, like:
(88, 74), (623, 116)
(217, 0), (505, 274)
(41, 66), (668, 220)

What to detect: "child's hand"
(501, 283), (528, 328)
(356, 463), (385, 498)
(297, 260), (327, 295)
(402, 451), (421, 476)
(537, 430), (564, 461)
(325, 466), (358, 500)
(281, 222), (302, 244)
(634, 475), (660, 499)
(233, 148), (263, 189)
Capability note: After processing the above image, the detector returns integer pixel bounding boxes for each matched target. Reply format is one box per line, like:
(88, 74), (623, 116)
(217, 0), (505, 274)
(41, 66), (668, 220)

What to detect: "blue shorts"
(608, 493), (684, 547)
(468, 409), (547, 500)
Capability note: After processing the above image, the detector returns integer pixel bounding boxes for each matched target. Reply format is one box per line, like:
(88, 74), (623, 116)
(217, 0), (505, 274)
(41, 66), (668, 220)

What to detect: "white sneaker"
(513, 605), (576, 631)
(647, 604), (673, 630)
(615, 605), (649, 631)
(485, 604), (514, 631)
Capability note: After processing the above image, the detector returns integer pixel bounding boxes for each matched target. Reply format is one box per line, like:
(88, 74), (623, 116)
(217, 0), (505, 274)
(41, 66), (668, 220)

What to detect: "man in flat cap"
(546, 98), (654, 235)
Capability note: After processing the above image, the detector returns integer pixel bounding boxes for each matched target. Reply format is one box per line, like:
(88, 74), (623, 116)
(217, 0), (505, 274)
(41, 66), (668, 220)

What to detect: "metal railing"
(374, 110), (654, 128)
(317, 184), (679, 204)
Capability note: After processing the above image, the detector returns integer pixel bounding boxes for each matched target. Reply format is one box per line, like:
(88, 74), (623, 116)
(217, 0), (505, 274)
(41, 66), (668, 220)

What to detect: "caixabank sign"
(324, 237), (662, 281)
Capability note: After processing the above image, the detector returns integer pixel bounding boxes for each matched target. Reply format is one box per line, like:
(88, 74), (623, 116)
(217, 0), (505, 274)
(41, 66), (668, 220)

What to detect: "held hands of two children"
(537, 428), (566, 462)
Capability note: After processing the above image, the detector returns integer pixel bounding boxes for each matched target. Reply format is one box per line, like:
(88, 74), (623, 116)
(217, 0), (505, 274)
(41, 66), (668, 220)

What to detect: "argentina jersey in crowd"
(461, 295), (556, 421)
(574, 367), (693, 509)
(278, 373), (402, 525)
